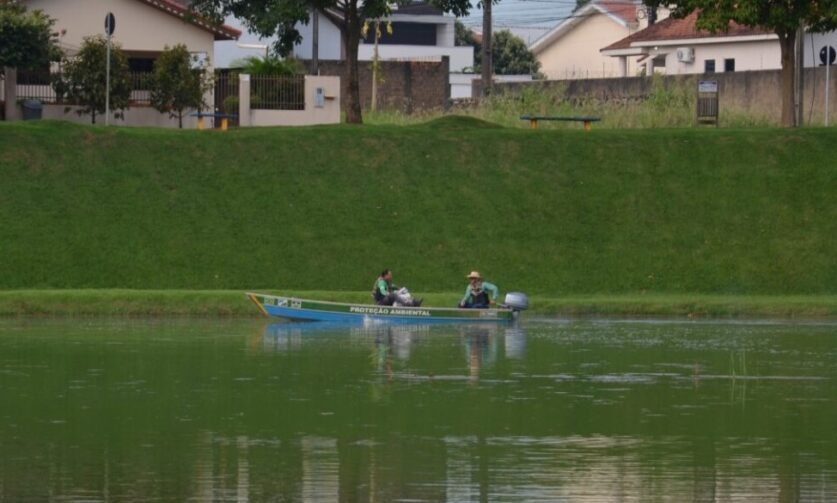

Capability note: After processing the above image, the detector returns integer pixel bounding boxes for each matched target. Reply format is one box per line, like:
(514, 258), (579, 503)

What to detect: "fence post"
(239, 73), (251, 127)
(4, 67), (20, 121)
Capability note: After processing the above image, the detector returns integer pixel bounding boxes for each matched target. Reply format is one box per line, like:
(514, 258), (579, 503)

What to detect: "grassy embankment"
(0, 119), (835, 318)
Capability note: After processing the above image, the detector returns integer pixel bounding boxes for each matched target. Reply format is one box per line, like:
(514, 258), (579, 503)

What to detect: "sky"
(459, 0), (575, 45)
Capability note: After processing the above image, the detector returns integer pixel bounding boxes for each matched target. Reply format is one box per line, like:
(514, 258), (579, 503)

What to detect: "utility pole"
(371, 20), (380, 112)
(312, 8), (319, 75)
(795, 24), (805, 127)
(481, 0), (492, 97)
(105, 13), (115, 126)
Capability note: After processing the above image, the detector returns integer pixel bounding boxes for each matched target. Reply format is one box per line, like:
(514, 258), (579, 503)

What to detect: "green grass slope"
(0, 120), (834, 296)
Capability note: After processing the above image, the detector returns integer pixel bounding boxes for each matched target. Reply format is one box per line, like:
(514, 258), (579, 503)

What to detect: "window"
(128, 57), (155, 73)
(704, 60), (715, 73)
(724, 58), (736, 72)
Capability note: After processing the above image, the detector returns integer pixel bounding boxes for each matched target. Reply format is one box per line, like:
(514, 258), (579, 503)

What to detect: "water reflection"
(1, 319), (836, 502)
(176, 432), (837, 502)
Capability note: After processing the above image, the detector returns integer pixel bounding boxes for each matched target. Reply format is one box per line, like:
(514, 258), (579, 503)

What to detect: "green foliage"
(671, 0), (837, 37)
(455, 20), (480, 71)
(491, 30), (540, 75)
(190, 0), (483, 123)
(230, 55), (302, 76)
(58, 35), (131, 124)
(367, 78), (775, 129)
(151, 44), (213, 128)
(0, 121), (835, 297)
(0, 2), (62, 75)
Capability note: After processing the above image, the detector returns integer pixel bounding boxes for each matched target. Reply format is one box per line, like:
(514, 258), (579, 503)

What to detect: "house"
(600, 10), (837, 76)
(530, 0), (668, 80)
(214, 2), (474, 103)
(7, 0), (239, 125)
(216, 3), (472, 72)
(26, 0), (239, 70)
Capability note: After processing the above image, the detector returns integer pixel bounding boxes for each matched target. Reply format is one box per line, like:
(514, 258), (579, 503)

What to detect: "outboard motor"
(503, 292), (529, 316)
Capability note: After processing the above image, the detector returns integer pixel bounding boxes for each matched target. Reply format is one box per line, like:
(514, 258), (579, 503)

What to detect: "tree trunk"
(778, 31), (797, 128)
(342, 2), (363, 124)
(481, 0), (493, 97)
(178, 111), (183, 129)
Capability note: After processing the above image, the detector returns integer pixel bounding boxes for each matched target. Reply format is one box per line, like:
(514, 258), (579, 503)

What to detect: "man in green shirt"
(372, 269), (422, 307)
(459, 271), (499, 309)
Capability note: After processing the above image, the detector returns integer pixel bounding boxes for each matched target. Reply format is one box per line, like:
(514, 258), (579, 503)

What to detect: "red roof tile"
(138, 0), (241, 40)
(597, 1), (638, 25)
(602, 10), (770, 51)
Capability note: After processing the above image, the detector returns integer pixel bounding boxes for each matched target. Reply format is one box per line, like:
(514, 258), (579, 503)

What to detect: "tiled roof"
(597, 0), (638, 25)
(138, 0), (241, 40)
(602, 10), (770, 51)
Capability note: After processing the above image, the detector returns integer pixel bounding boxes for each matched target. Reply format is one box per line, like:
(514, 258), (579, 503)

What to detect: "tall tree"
(151, 44), (213, 128)
(0, 1), (61, 76)
(670, 1), (837, 127)
(190, 0), (485, 123)
(59, 35), (131, 124)
(492, 30), (539, 75)
(454, 20), (480, 71)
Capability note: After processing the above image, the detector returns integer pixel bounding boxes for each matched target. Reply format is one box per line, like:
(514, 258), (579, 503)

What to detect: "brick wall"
(305, 57), (450, 113)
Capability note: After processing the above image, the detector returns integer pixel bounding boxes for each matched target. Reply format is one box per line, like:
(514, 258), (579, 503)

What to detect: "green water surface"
(0, 319), (835, 502)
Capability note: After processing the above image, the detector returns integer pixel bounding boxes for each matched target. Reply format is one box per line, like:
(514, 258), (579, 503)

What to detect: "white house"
(601, 10), (837, 76)
(214, 2), (475, 99)
(530, 1), (669, 80)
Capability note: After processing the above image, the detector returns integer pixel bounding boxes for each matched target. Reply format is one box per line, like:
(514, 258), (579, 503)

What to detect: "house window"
(362, 22), (437, 46)
(704, 60), (715, 73)
(724, 58), (736, 72)
(128, 57), (156, 73)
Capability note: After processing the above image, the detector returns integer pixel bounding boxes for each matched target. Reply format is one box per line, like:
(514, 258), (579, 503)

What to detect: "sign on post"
(821, 46), (834, 126)
(696, 80), (719, 126)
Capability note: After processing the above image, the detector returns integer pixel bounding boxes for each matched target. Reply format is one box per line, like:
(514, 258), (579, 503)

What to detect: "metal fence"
(250, 75), (305, 110)
(214, 71), (240, 126)
(15, 70), (154, 105)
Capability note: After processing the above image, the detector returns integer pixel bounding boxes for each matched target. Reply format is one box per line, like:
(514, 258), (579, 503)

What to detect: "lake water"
(0, 318), (835, 502)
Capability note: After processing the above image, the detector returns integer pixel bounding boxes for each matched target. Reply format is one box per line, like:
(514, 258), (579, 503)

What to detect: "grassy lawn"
(0, 119), (834, 318)
(1, 289), (834, 319)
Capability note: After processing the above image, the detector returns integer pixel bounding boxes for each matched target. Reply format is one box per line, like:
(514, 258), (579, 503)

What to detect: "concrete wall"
(494, 67), (837, 125)
(240, 75), (341, 127)
(535, 14), (635, 80)
(40, 104), (198, 128)
(310, 57), (450, 112)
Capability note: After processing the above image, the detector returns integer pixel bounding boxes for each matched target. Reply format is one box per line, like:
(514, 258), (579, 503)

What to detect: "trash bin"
(21, 99), (43, 120)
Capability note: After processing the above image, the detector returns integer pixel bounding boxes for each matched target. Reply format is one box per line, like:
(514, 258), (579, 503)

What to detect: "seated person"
(372, 269), (422, 307)
(458, 271), (499, 309)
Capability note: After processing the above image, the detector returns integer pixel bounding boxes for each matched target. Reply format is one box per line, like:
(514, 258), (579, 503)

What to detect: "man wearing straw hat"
(459, 271), (499, 309)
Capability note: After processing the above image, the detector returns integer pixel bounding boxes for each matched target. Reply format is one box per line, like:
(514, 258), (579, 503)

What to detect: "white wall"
(805, 32), (837, 67)
(358, 45), (474, 72)
(25, 0), (215, 58)
(40, 104), (198, 128)
(661, 40), (781, 75)
(292, 13), (344, 62)
(243, 75), (341, 127)
(536, 13), (634, 79)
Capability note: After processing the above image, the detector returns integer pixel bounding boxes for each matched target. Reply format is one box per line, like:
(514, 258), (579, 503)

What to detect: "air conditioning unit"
(676, 47), (695, 63)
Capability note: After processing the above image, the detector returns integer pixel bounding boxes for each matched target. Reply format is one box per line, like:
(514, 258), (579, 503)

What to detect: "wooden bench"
(520, 115), (601, 131)
(189, 112), (239, 131)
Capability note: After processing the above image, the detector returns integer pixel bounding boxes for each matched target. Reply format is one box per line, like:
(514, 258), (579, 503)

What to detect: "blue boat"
(246, 292), (529, 324)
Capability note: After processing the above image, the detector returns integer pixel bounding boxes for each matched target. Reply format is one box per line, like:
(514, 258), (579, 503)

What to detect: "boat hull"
(247, 293), (516, 324)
